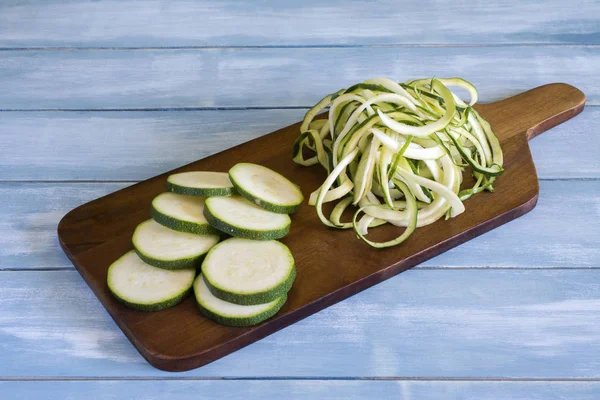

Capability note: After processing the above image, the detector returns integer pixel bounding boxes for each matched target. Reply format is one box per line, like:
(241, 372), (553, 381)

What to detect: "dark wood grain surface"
(58, 83), (585, 372)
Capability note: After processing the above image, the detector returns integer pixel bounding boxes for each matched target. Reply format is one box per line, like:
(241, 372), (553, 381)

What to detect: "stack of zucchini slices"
(107, 164), (303, 327)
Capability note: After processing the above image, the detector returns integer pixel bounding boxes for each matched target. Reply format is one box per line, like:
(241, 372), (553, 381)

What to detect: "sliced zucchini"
(202, 238), (295, 305)
(133, 219), (220, 270)
(167, 171), (234, 197)
(194, 274), (287, 327)
(229, 163), (304, 214)
(151, 192), (219, 235)
(107, 251), (195, 312)
(204, 196), (291, 240)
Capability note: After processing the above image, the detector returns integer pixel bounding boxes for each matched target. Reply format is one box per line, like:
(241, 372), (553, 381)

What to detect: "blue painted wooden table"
(1, 1), (599, 398)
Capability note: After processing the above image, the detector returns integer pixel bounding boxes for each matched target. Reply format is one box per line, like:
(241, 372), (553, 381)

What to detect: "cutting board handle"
(476, 83), (586, 142)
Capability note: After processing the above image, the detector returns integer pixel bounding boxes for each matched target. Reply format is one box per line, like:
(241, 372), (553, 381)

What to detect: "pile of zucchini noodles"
(292, 77), (504, 248)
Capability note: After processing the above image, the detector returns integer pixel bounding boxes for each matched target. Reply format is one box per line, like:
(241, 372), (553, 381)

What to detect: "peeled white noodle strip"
(328, 93), (372, 143)
(394, 155), (464, 218)
(353, 137), (380, 204)
(330, 195), (386, 231)
(447, 126), (487, 160)
(409, 77), (478, 106)
(356, 192), (382, 235)
(319, 119), (331, 140)
(352, 180), (418, 248)
(467, 112), (492, 166)
(475, 112), (504, 167)
(315, 148), (359, 227)
(377, 155), (461, 226)
(329, 196), (354, 229)
(371, 180), (404, 199)
(364, 78), (419, 105)
(371, 128), (446, 161)
(395, 157), (431, 204)
(377, 145), (395, 207)
(308, 179), (354, 206)
(377, 80), (456, 137)
(421, 158), (442, 182)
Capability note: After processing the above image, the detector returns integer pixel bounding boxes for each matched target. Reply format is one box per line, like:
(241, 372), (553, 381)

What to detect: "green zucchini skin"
(229, 175), (300, 214)
(166, 171), (235, 197)
(203, 201), (290, 240)
(151, 203), (220, 236)
(228, 163), (304, 214)
(133, 248), (205, 270)
(197, 293), (286, 327)
(110, 285), (193, 312)
(194, 275), (287, 327)
(132, 219), (219, 270)
(167, 180), (234, 197)
(204, 265), (296, 306)
(107, 251), (196, 312)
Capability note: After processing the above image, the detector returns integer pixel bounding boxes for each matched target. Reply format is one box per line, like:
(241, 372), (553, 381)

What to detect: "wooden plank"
(0, 47), (597, 109)
(0, 380), (599, 400)
(0, 110), (305, 181)
(0, 269), (599, 377)
(2, 181), (598, 271)
(0, 183), (125, 270)
(0, 0), (598, 47)
(0, 108), (597, 181)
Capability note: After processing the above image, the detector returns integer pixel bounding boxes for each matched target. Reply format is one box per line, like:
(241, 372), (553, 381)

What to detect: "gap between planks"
(1, 377), (600, 382)
(1, 105), (599, 112)
(1, 44), (600, 51)
(1, 267), (598, 272)
(0, 106), (311, 112)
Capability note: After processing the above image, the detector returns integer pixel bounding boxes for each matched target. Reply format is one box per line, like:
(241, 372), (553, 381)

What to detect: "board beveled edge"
(57, 185), (539, 372)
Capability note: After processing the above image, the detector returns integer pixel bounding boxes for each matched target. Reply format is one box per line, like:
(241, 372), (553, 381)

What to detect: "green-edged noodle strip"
(292, 76), (504, 249)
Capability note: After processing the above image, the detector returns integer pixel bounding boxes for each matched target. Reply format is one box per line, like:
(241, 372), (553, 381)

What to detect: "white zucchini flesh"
(194, 274), (286, 327)
(371, 128), (446, 160)
(201, 238), (295, 305)
(133, 219), (219, 269)
(376, 80), (456, 137)
(204, 196), (291, 240)
(153, 192), (207, 224)
(229, 163), (304, 214)
(151, 192), (218, 235)
(167, 171), (234, 196)
(107, 251), (195, 311)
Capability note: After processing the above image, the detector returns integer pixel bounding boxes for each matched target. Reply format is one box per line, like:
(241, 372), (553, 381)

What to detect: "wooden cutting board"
(58, 83), (585, 372)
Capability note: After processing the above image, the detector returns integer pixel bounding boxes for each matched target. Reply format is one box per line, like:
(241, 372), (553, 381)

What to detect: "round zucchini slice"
(151, 192), (219, 235)
(203, 195), (291, 240)
(133, 219), (220, 270)
(107, 251), (195, 312)
(201, 238), (296, 305)
(229, 163), (304, 214)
